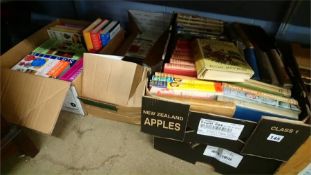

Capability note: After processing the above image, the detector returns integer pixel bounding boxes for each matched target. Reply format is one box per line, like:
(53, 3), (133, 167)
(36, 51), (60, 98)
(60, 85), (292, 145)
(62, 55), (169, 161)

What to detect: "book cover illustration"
(11, 55), (59, 77)
(194, 39), (254, 81)
(33, 39), (85, 60)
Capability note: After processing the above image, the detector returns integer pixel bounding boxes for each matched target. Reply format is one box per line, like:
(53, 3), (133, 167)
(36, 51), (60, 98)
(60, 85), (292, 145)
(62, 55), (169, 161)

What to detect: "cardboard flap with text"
(82, 53), (148, 107)
(241, 116), (311, 161)
(141, 96), (190, 141)
(1, 69), (70, 134)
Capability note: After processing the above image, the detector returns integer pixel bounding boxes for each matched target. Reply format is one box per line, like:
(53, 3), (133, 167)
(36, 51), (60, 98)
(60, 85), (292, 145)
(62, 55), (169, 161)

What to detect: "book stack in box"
(83, 18), (121, 52)
(143, 12), (310, 175)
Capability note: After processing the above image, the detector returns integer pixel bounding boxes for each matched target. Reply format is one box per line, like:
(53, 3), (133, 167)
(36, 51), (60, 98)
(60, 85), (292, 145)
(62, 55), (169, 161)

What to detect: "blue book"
(244, 48), (260, 80)
(100, 21), (120, 47)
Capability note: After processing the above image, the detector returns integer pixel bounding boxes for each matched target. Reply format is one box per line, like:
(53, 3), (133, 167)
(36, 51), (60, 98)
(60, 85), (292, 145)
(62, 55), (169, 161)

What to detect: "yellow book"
(83, 18), (102, 51)
(193, 39), (254, 82)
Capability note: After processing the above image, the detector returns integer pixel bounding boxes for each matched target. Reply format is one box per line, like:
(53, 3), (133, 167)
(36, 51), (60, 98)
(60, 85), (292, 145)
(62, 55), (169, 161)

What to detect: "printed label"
(203, 145), (243, 168)
(267, 133), (284, 142)
(197, 118), (244, 140)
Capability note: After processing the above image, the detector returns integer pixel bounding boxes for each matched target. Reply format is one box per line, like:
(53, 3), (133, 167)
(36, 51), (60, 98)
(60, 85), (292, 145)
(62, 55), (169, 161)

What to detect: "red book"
(90, 19), (109, 51)
(171, 54), (193, 61)
(170, 58), (195, 66)
(164, 63), (197, 77)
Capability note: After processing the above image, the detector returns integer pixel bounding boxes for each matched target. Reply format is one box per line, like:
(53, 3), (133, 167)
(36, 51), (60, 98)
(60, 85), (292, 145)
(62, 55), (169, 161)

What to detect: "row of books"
(149, 25), (301, 122)
(149, 72), (300, 121)
(83, 18), (121, 52)
(228, 23), (293, 88)
(163, 39), (196, 77)
(176, 13), (224, 38)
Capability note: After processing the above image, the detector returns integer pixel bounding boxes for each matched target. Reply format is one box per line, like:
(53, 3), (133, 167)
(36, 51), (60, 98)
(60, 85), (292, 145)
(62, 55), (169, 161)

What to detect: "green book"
(193, 39), (254, 82)
(33, 39), (86, 60)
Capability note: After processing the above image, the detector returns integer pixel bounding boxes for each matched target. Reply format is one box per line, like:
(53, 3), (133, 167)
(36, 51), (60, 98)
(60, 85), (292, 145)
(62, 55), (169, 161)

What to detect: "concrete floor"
(3, 111), (218, 175)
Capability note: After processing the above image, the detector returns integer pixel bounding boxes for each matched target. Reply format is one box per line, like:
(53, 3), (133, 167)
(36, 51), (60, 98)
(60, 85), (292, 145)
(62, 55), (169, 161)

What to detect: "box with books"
(140, 14), (310, 163)
(74, 10), (172, 124)
(0, 18), (125, 134)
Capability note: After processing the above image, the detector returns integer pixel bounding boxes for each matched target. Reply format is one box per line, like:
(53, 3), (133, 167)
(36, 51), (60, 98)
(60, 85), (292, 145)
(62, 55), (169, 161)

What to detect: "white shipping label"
(197, 118), (245, 140)
(203, 145), (243, 168)
(267, 133), (284, 142)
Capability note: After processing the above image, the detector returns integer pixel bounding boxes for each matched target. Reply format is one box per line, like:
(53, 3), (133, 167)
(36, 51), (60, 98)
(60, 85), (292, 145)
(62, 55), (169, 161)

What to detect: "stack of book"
(149, 72), (223, 100)
(230, 23), (293, 88)
(83, 18), (121, 52)
(148, 15), (302, 122)
(176, 13), (224, 38)
(163, 39), (196, 77)
(11, 20), (90, 82)
(219, 81), (300, 121)
(12, 39), (84, 81)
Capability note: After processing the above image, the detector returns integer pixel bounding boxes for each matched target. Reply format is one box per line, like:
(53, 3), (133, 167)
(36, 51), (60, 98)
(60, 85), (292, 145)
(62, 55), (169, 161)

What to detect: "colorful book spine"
(163, 63), (197, 77)
(169, 58), (194, 66)
(222, 86), (300, 112)
(234, 79), (291, 97)
(90, 32), (102, 51)
(83, 18), (102, 52)
(218, 96), (299, 121)
(31, 52), (77, 67)
(52, 61), (70, 78)
(223, 83), (298, 105)
(153, 72), (221, 87)
(100, 21), (118, 46)
(60, 58), (83, 82)
(101, 22), (121, 47)
(35, 59), (60, 77)
(149, 81), (219, 100)
(47, 61), (63, 77)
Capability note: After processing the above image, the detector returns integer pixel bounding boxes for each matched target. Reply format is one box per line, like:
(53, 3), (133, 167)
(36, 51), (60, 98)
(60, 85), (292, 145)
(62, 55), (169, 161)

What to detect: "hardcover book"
(82, 18), (102, 52)
(90, 19), (110, 51)
(193, 39), (254, 82)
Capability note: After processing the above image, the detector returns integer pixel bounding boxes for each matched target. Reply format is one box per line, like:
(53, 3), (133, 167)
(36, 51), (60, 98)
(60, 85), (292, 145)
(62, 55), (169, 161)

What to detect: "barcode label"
(197, 118), (244, 140)
(203, 145), (243, 168)
(267, 133), (284, 142)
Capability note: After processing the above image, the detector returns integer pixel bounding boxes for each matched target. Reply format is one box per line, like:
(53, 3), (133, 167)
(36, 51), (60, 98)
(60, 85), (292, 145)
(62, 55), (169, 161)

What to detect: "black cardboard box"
(142, 96), (310, 161)
(154, 137), (282, 174)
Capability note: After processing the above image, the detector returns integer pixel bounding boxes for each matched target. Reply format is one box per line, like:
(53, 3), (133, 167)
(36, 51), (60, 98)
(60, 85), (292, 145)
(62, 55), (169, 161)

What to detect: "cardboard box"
(0, 19), (125, 134)
(141, 96), (311, 161)
(76, 10), (172, 125)
(154, 137), (282, 174)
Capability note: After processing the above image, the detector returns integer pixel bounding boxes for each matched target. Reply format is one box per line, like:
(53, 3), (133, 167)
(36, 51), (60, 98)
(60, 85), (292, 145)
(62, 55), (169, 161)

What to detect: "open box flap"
(241, 116), (311, 161)
(1, 69), (70, 134)
(82, 53), (147, 107)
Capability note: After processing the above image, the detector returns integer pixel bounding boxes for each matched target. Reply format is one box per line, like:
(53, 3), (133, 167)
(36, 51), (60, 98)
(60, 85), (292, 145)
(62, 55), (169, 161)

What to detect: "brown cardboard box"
(0, 19), (125, 134)
(75, 10), (172, 125)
